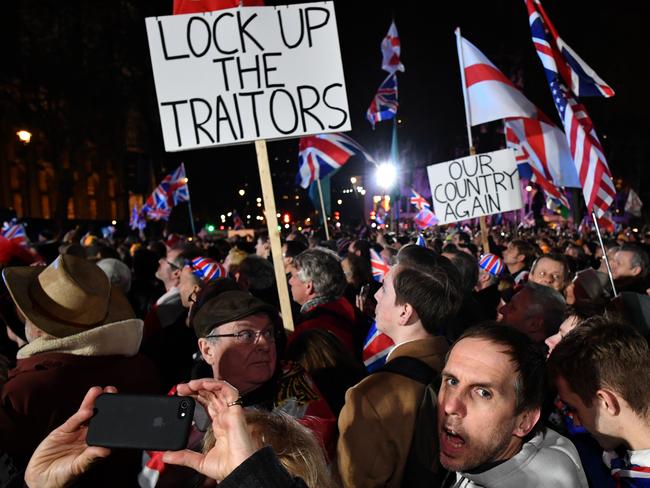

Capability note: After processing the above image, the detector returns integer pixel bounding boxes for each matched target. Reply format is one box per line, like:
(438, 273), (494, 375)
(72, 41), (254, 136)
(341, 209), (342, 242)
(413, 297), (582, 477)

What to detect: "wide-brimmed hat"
(2, 254), (135, 338)
(192, 290), (277, 339)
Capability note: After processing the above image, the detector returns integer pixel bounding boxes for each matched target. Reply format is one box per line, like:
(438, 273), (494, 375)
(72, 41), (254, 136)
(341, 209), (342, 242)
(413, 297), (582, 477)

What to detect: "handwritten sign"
(427, 149), (523, 225)
(145, 3), (350, 152)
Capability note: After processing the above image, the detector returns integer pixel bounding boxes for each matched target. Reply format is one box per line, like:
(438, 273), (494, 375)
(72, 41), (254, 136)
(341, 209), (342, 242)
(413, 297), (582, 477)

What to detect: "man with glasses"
(141, 289), (337, 485)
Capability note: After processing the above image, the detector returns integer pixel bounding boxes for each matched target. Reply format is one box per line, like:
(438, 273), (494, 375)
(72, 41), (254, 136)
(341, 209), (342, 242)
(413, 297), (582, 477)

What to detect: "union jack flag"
(370, 248), (390, 282)
(186, 256), (225, 283)
(375, 206), (386, 226)
(409, 188), (430, 210)
(381, 21), (405, 74)
(415, 234), (426, 247)
(1, 220), (28, 247)
(130, 204), (146, 231)
(526, 0), (616, 218)
(296, 133), (375, 189)
(232, 210), (244, 230)
(362, 321), (395, 373)
(505, 121), (570, 208)
(414, 207), (438, 230)
(366, 73), (398, 129)
(142, 164), (190, 221)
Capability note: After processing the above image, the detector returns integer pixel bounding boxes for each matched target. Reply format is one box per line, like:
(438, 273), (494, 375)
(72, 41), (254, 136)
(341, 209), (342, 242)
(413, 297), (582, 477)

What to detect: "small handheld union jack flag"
(142, 164), (190, 221)
(370, 248), (390, 282)
(363, 321), (395, 373)
(414, 208), (438, 230)
(409, 189), (430, 210)
(1, 220), (28, 247)
(415, 234), (426, 247)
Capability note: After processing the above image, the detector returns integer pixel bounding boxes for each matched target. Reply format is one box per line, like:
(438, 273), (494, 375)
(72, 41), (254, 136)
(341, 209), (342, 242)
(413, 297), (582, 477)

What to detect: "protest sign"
(145, 3), (350, 151)
(427, 149), (523, 225)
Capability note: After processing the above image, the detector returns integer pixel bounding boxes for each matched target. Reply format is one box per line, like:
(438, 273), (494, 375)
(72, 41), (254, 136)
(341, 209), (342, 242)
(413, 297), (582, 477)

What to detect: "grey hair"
(524, 281), (566, 336)
(294, 247), (346, 299)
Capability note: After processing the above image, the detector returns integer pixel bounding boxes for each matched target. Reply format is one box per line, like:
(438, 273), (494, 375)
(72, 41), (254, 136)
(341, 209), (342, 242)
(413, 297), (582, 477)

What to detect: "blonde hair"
(203, 409), (336, 488)
(225, 248), (248, 275)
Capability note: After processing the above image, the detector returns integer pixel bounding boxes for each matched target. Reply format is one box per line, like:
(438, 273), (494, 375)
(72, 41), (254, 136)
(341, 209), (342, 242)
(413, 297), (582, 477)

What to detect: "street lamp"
(16, 130), (32, 144)
(376, 163), (397, 190)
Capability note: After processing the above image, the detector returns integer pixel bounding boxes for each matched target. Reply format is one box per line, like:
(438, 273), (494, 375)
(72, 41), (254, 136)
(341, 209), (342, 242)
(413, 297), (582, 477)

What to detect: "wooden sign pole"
(255, 139), (294, 331)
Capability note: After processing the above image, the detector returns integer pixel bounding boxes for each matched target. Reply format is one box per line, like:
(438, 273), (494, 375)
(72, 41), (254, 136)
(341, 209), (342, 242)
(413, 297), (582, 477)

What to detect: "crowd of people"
(1, 221), (650, 487)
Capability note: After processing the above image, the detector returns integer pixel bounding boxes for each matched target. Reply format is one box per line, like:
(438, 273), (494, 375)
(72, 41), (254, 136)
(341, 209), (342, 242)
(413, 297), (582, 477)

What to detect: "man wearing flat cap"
(141, 288), (337, 485)
(0, 254), (161, 481)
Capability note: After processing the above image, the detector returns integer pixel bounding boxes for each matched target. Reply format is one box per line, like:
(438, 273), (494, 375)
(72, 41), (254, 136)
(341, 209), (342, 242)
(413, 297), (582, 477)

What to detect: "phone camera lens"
(180, 400), (189, 410)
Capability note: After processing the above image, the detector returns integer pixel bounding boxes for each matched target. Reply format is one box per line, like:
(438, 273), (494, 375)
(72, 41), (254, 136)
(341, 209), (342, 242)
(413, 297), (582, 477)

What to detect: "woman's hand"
(164, 379), (257, 482)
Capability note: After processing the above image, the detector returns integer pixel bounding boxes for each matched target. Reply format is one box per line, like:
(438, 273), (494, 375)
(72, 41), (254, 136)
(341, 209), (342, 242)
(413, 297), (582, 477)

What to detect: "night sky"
(3, 0), (648, 223)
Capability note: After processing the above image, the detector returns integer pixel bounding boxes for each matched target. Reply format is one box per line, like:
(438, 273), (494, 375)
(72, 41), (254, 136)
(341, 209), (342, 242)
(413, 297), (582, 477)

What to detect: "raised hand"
(25, 386), (115, 488)
(164, 379), (257, 482)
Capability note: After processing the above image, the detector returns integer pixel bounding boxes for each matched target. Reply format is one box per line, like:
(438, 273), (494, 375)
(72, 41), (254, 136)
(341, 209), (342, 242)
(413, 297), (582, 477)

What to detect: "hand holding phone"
(25, 386), (115, 488)
(87, 394), (195, 451)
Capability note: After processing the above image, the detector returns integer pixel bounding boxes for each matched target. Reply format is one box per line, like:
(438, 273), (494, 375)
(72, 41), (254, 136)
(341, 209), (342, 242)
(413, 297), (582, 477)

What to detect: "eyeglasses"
(161, 258), (181, 270)
(205, 328), (276, 345)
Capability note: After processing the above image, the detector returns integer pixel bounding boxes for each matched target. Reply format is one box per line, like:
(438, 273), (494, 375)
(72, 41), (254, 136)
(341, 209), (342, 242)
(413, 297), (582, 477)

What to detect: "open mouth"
(441, 426), (466, 449)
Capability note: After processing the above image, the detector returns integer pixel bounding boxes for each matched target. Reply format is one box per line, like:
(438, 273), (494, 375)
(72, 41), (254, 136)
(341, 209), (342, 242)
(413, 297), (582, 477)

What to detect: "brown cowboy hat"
(2, 254), (135, 338)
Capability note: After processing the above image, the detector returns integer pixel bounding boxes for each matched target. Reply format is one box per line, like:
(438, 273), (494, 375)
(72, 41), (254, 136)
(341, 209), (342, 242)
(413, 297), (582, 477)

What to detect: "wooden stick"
(316, 178), (330, 240)
(592, 210), (618, 297)
(255, 140), (294, 330)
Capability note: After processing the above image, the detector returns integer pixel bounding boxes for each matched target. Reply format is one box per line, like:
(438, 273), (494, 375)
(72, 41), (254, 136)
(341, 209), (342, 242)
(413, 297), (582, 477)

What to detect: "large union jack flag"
(526, 0), (616, 218)
(1, 220), (28, 247)
(296, 133), (375, 189)
(366, 73), (398, 129)
(142, 164), (190, 221)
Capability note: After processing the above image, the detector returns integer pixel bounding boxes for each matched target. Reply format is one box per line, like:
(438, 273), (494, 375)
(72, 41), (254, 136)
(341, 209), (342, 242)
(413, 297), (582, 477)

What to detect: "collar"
(156, 286), (180, 306)
(300, 295), (336, 314)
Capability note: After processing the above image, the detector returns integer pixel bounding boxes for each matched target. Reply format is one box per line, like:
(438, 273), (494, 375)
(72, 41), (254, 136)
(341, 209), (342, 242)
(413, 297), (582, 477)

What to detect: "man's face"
(611, 250), (640, 280)
(529, 257), (567, 291)
(255, 238), (270, 258)
(502, 243), (522, 266)
(155, 248), (182, 290)
(373, 267), (401, 337)
(499, 288), (534, 333)
(178, 267), (200, 309)
(288, 266), (310, 305)
(554, 375), (621, 450)
(438, 338), (535, 472)
(201, 313), (277, 395)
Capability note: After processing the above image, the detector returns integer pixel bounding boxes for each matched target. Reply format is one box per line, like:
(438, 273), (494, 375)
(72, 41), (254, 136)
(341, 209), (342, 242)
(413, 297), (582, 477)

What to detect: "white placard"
(145, 2), (350, 152)
(427, 149), (523, 225)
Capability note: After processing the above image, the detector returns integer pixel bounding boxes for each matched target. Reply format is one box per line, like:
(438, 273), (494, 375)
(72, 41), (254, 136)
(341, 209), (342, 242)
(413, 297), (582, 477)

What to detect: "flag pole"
(255, 139), (295, 330)
(592, 210), (618, 297)
(316, 178), (331, 240)
(182, 164), (197, 237)
(455, 27), (490, 253)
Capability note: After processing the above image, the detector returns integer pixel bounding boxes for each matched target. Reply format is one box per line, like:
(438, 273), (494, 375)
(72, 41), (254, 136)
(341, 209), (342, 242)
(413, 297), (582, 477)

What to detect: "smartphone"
(87, 394), (195, 451)
(359, 283), (371, 299)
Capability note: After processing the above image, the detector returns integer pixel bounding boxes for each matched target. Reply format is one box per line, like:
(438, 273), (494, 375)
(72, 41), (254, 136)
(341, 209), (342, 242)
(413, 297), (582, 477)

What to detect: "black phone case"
(87, 394), (195, 451)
